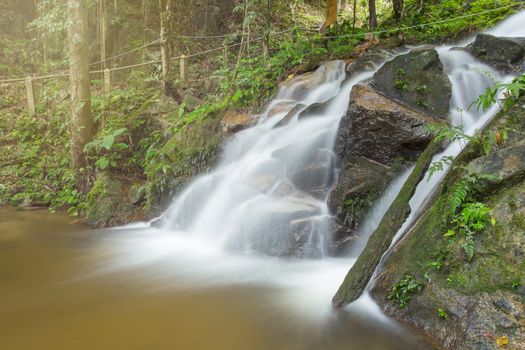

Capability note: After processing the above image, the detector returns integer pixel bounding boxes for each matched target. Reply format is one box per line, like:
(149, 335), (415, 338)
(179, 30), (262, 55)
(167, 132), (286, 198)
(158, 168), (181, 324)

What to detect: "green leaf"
(101, 134), (115, 151)
(95, 157), (110, 170)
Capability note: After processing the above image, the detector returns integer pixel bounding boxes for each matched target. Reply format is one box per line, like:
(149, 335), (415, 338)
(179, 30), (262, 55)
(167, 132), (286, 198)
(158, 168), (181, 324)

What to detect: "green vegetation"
(379, 75), (525, 312)
(0, 0), (521, 223)
(387, 275), (424, 308)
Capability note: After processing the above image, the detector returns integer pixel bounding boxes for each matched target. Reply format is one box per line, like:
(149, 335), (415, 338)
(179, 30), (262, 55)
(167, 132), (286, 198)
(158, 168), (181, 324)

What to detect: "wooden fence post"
(25, 77), (35, 115)
(104, 68), (111, 93)
(180, 54), (188, 81)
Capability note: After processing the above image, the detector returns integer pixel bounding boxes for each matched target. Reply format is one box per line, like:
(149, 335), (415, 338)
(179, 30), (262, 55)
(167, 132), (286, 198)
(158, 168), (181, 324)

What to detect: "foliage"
(389, 0), (519, 42)
(84, 128), (129, 170)
(472, 73), (525, 112)
(437, 308), (448, 319)
(387, 275), (424, 308)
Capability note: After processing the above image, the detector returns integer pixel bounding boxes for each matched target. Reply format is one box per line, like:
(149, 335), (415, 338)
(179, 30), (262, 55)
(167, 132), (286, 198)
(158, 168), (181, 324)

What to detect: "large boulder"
(373, 47), (451, 120)
(368, 98), (525, 350)
(466, 34), (525, 72)
(329, 48), (451, 252)
(85, 172), (146, 227)
(342, 84), (437, 165)
(328, 83), (442, 251)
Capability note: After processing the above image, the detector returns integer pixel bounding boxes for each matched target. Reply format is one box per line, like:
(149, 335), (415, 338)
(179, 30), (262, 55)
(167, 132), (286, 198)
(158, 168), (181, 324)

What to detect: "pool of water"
(0, 207), (434, 350)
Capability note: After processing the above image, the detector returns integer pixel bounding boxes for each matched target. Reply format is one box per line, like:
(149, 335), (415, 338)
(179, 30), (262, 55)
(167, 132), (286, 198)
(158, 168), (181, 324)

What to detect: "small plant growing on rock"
(437, 308), (448, 319)
(387, 275), (424, 308)
(471, 73), (525, 111)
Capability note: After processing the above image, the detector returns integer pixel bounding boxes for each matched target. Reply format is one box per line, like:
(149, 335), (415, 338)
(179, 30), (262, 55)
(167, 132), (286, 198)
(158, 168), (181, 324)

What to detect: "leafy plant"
(84, 128), (128, 170)
(388, 275), (424, 308)
(471, 73), (525, 112)
(437, 308), (448, 319)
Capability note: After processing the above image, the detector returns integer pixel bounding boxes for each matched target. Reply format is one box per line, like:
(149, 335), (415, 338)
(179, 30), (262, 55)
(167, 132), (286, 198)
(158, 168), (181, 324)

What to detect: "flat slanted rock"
(373, 47), (451, 120)
(466, 33), (525, 72)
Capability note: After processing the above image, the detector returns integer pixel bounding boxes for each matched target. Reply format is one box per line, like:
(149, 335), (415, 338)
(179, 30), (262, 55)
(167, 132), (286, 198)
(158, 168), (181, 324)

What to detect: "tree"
(159, 0), (173, 95)
(67, 0), (94, 193)
(393, 0), (404, 22)
(368, 0), (377, 29)
(262, 0), (272, 57)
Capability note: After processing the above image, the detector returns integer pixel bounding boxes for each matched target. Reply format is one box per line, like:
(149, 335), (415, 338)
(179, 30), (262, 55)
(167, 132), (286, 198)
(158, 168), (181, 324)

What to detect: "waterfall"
(161, 60), (379, 258)
(99, 10), (525, 319)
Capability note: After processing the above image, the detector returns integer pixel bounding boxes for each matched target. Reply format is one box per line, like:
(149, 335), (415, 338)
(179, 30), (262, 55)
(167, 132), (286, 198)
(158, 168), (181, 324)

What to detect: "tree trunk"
(262, 0), (272, 57)
(67, 0), (94, 193)
(368, 0), (377, 30)
(393, 0), (404, 22)
(99, 0), (107, 69)
(159, 0), (172, 95)
(352, 0), (357, 33)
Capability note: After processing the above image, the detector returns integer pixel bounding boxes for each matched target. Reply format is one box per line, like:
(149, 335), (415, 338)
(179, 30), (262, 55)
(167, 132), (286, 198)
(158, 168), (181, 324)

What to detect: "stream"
(0, 207), (432, 349)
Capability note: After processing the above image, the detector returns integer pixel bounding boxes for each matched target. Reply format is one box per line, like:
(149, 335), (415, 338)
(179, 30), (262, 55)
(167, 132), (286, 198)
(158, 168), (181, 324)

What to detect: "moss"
(370, 96), (525, 304)
(333, 139), (443, 307)
(144, 115), (222, 212)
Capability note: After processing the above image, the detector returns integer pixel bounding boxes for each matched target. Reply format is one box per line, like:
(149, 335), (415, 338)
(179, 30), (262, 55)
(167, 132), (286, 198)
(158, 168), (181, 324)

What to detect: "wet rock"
(220, 110), (254, 135)
(328, 79), (447, 253)
(244, 175), (278, 193)
(373, 47), (451, 120)
(466, 34), (525, 72)
(287, 148), (336, 199)
(281, 61), (344, 99)
(297, 98), (334, 120)
(346, 47), (404, 79)
(467, 141), (525, 190)
(328, 155), (395, 249)
(231, 201), (323, 258)
(365, 98), (525, 350)
(273, 103), (306, 128)
(267, 100), (297, 119)
(282, 217), (330, 258)
(343, 83), (437, 165)
(333, 140), (441, 306)
(85, 172), (146, 227)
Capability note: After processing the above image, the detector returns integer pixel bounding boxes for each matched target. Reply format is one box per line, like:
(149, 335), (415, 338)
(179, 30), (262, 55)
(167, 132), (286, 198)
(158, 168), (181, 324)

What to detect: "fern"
(427, 155), (455, 181)
(450, 179), (472, 215)
(462, 234), (475, 262)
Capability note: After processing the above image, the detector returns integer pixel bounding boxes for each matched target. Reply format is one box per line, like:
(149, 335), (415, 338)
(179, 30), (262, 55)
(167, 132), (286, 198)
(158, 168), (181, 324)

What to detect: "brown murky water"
(0, 207), (434, 350)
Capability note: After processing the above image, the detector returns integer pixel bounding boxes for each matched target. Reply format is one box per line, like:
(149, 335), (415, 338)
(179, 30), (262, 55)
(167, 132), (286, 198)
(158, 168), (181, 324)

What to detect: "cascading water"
(161, 60), (376, 258)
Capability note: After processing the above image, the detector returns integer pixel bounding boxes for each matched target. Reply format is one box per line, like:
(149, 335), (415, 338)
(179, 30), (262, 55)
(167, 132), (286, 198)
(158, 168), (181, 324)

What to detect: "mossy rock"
(85, 172), (146, 227)
(372, 47), (451, 120)
(369, 97), (525, 350)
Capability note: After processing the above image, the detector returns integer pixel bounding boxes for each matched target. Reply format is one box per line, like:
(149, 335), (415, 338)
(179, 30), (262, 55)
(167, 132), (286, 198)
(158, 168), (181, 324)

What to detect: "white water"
(95, 11), (525, 326)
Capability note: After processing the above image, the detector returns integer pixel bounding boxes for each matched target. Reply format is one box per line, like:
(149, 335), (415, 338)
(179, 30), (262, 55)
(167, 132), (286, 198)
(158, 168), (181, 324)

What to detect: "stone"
(220, 110), (254, 135)
(332, 140), (441, 306)
(363, 98), (525, 350)
(373, 47), (451, 119)
(273, 103), (306, 128)
(229, 200), (322, 258)
(466, 34), (525, 72)
(287, 148), (336, 199)
(342, 83), (438, 165)
(266, 100), (297, 118)
(85, 172), (146, 227)
(297, 98), (333, 120)
(467, 142), (525, 191)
